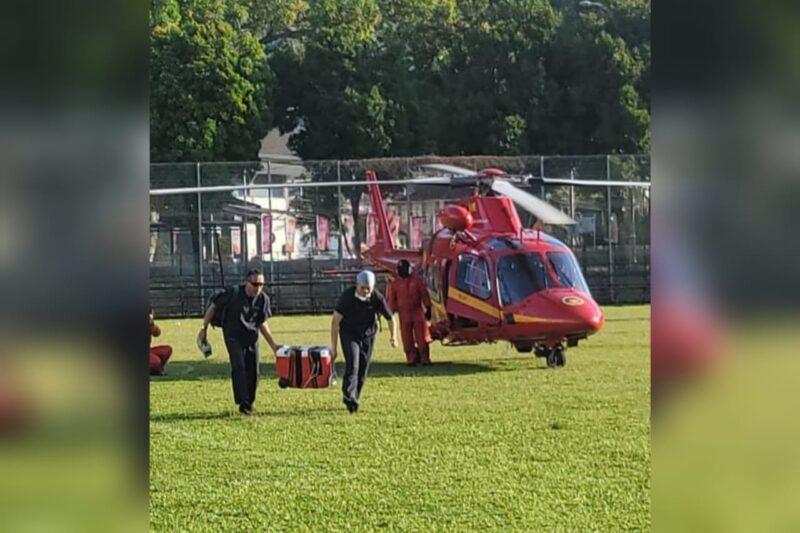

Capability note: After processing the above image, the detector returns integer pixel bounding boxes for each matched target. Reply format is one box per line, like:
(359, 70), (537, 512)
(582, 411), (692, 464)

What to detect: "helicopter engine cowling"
(439, 205), (473, 232)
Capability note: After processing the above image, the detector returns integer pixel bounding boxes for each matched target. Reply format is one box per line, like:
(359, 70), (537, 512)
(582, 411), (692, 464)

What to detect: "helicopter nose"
(582, 307), (604, 332)
(570, 297), (604, 333)
(546, 291), (604, 333)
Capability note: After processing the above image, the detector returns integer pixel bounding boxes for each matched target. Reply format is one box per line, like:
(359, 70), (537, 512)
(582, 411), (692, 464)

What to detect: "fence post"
(406, 158), (412, 247)
(606, 155), (615, 303)
(539, 156), (545, 199)
(337, 160), (343, 268)
(632, 183), (637, 265)
(267, 160), (274, 284)
(314, 176), (319, 259)
(196, 162), (204, 313)
(569, 166), (576, 248)
(336, 161), (344, 305)
(309, 255), (314, 313)
(242, 169), (249, 272)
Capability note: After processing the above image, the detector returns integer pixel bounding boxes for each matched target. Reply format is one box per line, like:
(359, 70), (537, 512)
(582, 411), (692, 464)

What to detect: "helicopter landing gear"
(534, 345), (549, 358)
(545, 344), (566, 368)
(533, 342), (566, 368)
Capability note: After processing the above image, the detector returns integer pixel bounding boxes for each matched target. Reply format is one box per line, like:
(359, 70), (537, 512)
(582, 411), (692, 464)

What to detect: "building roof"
(259, 129), (300, 161)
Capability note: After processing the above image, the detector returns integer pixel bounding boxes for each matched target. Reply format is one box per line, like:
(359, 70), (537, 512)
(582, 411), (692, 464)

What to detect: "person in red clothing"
(387, 259), (433, 366)
(149, 310), (172, 376)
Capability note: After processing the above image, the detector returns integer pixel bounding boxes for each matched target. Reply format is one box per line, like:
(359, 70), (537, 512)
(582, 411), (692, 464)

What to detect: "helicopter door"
(424, 260), (447, 325)
(441, 259), (452, 327)
(449, 254), (500, 328)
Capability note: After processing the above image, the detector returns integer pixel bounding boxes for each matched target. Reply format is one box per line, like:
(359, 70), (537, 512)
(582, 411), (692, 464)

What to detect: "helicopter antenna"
(533, 220), (543, 242)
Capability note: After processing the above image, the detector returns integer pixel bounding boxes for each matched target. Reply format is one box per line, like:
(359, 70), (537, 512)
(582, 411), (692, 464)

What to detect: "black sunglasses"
(248, 280), (265, 287)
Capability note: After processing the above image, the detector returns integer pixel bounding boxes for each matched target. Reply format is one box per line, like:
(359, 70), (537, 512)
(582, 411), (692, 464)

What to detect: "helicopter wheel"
(555, 347), (566, 367)
(546, 345), (566, 368)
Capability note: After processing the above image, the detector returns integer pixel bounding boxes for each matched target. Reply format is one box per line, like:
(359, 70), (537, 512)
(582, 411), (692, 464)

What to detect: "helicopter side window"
(455, 254), (491, 300)
(547, 251), (591, 294)
(497, 253), (550, 306)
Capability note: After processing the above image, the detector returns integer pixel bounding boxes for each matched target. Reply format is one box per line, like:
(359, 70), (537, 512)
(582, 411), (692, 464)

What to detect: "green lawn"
(150, 305), (650, 531)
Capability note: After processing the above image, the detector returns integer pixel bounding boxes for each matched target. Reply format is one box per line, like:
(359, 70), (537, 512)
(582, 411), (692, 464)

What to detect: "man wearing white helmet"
(330, 270), (397, 413)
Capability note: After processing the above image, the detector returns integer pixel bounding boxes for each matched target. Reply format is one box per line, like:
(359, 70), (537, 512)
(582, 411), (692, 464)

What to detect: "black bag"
(208, 285), (239, 328)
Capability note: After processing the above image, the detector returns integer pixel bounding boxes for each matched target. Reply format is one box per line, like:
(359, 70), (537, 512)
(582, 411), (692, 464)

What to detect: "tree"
(150, 0), (273, 162)
(269, 0), (387, 160)
(533, 0), (650, 154)
(151, 0), (650, 161)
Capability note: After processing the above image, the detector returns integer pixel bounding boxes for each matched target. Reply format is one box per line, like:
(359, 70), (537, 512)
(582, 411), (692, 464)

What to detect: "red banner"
(231, 227), (241, 257)
(316, 215), (329, 251)
(341, 214), (355, 257)
(285, 217), (296, 254)
(410, 216), (423, 249)
(387, 207), (400, 245)
(261, 214), (272, 256)
(366, 214), (377, 247)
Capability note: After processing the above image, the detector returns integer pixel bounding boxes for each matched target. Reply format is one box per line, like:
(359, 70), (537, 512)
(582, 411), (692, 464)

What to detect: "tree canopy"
(150, 0), (650, 162)
(150, 0), (274, 161)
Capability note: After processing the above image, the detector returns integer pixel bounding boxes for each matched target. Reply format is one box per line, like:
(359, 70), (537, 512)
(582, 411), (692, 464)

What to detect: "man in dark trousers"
(330, 270), (397, 413)
(387, 259), (433, 366)
(198, 269), (280, 415)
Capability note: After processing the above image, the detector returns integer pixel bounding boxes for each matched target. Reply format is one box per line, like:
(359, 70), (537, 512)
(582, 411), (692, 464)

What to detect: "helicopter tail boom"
(366, 170), (396, 252)
(362, 171), (423, 273)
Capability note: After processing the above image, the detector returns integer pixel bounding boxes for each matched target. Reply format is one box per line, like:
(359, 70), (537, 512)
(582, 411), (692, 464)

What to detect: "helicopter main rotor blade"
(533, 176), (651, 188)
(417, 163), (477, 177)
(490, 179), (576, 225)
(150, 174), (649, 196)
(405, 176), (453, 185)
(150, 177), (453, 195)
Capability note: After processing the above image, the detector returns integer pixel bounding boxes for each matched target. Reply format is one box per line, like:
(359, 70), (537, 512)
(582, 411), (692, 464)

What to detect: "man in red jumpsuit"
(149, 310), (173, 375)
(387, 259), (432, 366)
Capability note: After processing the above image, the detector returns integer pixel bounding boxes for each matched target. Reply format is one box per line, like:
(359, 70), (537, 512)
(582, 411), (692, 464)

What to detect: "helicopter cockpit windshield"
(547, 251), (591, 295)
(497, 251), (591, 306)
(497, 253), (551, 306)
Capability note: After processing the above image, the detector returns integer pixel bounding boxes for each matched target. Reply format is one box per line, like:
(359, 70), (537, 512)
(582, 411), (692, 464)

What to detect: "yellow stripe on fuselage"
(512, 314), (573, 324)
(448, 288), (501, 320)
(440, 288), (577, 325)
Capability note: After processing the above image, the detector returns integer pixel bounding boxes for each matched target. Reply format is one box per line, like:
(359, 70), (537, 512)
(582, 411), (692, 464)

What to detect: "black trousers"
(224, 336), (259, 407)
(340, 332), (375, 406)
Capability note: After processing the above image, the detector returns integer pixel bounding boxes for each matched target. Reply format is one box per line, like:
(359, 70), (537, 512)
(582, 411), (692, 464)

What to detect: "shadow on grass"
(151, 406), (343, 423)
(151, 411), (234, 422)
(151, 359), (495, 383)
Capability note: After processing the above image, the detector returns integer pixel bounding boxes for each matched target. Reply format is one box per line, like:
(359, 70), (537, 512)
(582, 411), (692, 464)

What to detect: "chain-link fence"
(149, 155), (650, 316)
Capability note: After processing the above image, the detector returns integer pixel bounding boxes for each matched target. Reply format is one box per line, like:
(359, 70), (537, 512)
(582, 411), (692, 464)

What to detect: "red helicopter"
(361, 165), (609, 367)
(150, 162), (650, 367)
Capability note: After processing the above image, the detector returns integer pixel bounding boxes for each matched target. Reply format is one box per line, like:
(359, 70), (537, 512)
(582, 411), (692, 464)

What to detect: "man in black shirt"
(198, 269), (280, 415)
(331, 270), (397, 413)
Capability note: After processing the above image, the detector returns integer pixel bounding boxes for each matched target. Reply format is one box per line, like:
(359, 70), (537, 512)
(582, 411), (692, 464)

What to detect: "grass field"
(150, 305), (650, 531)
